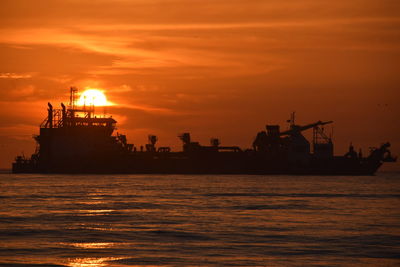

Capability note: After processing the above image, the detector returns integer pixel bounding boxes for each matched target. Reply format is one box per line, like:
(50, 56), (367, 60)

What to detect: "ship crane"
(279, 120), (333, 136)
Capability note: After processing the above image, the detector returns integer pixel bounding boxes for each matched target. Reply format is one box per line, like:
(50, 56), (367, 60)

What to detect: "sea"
(0, 173), (399, 266)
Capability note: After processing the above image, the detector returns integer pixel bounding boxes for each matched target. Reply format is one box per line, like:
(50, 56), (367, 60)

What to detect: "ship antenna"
(291, 112), (296, 126)
(92, 96), (95, 115)
(287, 111), (296, 129)
(69, 88), (72, 107)
(69, 86), (78, 109)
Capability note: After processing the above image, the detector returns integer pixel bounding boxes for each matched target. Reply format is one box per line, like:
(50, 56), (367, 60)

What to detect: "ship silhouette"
(12, 87), (397, 174)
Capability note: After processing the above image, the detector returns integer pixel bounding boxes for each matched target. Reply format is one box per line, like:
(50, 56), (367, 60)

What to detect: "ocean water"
(0, 173), (399, 266)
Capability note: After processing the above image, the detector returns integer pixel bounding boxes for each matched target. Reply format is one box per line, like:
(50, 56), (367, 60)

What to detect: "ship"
(12, 88), (397, 175)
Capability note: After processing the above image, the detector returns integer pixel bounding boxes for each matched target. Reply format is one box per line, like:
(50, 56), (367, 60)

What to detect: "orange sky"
(0, 0), (399, 170)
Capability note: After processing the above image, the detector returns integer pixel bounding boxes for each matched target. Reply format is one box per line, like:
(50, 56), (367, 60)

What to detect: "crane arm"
(279, 120), (333, 136)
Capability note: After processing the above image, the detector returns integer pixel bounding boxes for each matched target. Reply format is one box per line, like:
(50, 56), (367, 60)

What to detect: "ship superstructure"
(12, 88), (396, 174)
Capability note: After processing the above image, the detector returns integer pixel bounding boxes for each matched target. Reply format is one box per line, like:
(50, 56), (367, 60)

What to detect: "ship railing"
(39, 117), (48, 128)
(40, 109), (63, 128)
(54, 110), (62, 127)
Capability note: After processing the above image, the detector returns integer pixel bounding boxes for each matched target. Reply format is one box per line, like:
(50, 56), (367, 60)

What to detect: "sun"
(78, 89), (109, 106)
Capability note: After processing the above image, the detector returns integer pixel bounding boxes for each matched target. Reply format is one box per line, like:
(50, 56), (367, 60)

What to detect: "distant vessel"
(12, 88), (397, 174)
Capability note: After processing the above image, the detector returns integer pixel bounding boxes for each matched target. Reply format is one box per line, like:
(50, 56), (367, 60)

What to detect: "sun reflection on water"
(77, 209), (114, 215)
(70, 242), (115, 249)
(86, 209), (114, 213)
(68, 257), (125, 267)
(61, 242), (128, 266)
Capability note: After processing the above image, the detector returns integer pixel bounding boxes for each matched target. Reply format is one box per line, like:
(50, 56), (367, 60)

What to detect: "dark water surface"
(0, 173), (399, 266)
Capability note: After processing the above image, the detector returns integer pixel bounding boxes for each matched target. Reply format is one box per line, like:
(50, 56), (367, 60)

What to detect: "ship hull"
(12, 155), (382, 175)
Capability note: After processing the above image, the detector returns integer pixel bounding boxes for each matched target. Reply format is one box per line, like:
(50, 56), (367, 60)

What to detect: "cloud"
(0, 72), (33, 79)
(1, 15), (398, 78)
(111, 103), (176, 115)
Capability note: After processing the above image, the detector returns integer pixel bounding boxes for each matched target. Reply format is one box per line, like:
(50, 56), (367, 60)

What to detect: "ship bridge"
(35, 87), (125, 165)
(40, 87), (116, 133)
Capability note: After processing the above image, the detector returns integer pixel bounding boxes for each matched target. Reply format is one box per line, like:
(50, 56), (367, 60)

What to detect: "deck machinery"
(12, 88), (396, 174)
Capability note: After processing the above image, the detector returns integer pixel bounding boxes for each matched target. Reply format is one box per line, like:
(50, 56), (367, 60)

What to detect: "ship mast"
(69, 86), (78, 110)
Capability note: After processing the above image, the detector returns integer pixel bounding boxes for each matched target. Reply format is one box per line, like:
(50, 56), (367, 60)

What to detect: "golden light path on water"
(1, 174), (399, 266)
(68, 257), (126, 267)
(66, 243), (127, 267)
